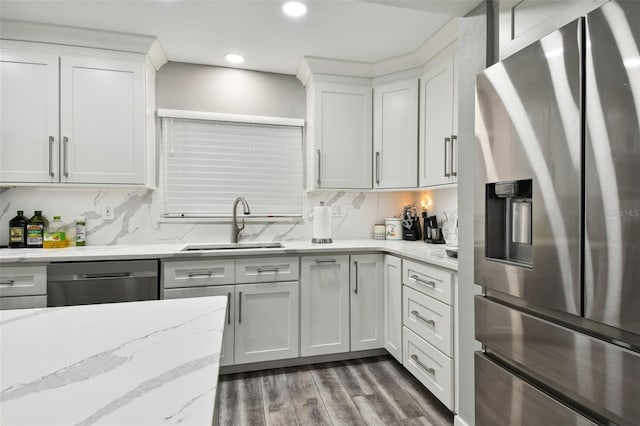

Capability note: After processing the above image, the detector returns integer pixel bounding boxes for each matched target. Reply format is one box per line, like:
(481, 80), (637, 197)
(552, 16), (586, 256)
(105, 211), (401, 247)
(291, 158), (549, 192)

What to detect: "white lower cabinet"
(164, 285), (235, 367)
(383, 255), (403, 362)
(300, 255), (350, 357)
(351, 254), (384, 351)
(234, 281), (299, 364)
(403, 327), (454, 410)
(403, 286), (453, 357)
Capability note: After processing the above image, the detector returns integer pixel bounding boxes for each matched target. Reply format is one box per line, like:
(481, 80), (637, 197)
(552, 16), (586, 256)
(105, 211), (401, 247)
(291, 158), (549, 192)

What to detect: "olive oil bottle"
(27, 210), (46, 248)
(9, 210), (28, 248)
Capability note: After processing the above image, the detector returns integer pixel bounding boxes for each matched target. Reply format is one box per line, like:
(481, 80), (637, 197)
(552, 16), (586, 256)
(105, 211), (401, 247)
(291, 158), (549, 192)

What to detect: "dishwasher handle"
(76, 272), (134, 280)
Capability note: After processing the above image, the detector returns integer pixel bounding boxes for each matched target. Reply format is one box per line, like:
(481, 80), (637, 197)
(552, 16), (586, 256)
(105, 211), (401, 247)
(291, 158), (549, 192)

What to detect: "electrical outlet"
(332, 206), (343, 217)
(103, 204), (115, 220)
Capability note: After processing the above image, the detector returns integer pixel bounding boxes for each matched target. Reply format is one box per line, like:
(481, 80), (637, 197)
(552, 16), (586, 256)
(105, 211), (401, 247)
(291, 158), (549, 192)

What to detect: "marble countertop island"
(0, 297), (227, 426)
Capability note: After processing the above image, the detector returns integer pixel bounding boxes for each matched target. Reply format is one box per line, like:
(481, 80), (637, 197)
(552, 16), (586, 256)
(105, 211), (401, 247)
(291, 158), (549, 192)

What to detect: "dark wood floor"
(217, 355), (454, 426)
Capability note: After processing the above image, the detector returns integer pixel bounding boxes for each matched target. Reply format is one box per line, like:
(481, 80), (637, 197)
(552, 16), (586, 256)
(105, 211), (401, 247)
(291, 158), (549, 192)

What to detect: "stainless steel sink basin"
(181, 242), (284, 251)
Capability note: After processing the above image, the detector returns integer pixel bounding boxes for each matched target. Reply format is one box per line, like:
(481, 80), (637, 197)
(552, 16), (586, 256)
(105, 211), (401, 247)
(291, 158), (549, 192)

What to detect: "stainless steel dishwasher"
(47, 260), (159, 307)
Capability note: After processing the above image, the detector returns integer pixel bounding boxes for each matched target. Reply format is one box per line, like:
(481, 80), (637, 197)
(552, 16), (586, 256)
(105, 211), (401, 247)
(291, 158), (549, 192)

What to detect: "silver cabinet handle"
(411, 310), (435, 325)
(315, 259), (336, 264)
(316, 149), (321, 186)
(48, 136), (55, 177)
(187, 271), (213, 277)
(411, 354), (435, 374)
(444, 137), (450, 177)
(257, 267), (279, 273)
(227, 292), (231, 325)
(375, 151), (381, 185)
(354, 261), (359, 294)
(238, 291), (242, 324)
(410, 274), (436, 288)
(63, 136), (69, 178)
(0, 280), (15, 285)
(451, 135), (457, 177)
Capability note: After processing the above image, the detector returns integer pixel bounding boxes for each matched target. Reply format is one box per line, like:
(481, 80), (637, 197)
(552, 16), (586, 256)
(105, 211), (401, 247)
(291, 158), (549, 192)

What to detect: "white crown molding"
(0, 19), (167, 65)
(296, 17), (460, 84)
(148, 40), (168, 71)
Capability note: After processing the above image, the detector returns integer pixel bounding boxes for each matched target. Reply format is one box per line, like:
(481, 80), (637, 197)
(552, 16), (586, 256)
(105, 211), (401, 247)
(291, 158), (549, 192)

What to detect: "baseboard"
(219, 348), (388, 375)
(454, 414), (471, 426)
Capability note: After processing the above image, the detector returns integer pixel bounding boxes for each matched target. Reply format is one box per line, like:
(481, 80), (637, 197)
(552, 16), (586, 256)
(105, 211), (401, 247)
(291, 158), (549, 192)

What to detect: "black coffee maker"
(424, 215), (446, 244)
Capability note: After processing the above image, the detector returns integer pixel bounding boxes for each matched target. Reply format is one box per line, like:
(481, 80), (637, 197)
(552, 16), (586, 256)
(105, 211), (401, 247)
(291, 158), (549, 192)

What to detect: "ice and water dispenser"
(485, 179), (533, 267)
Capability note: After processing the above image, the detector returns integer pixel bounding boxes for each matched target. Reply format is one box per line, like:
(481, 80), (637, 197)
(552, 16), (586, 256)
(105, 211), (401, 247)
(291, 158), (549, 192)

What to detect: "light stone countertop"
(0, 239), (458, 271)
(0, 296), (226, 426)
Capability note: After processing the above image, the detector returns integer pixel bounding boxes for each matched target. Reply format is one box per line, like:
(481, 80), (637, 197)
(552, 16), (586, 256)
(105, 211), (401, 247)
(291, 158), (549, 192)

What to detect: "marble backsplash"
(0, 187), (457, 246)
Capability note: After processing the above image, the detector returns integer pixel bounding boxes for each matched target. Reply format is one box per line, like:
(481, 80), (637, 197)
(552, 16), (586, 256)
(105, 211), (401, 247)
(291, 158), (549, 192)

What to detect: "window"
(159, 110), (304, 218)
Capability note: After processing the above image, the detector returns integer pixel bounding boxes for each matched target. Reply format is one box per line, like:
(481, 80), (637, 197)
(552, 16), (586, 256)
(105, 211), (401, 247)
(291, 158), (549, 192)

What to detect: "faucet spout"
(232, 197), (251, 243)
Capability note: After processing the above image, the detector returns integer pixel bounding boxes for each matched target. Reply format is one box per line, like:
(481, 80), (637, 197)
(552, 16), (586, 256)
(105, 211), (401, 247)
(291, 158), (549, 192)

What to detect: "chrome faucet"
(232, 197), (251, 243)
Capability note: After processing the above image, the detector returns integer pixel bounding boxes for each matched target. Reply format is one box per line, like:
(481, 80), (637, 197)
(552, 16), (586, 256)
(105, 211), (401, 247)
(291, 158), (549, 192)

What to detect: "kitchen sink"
(181, 242), (284, 251)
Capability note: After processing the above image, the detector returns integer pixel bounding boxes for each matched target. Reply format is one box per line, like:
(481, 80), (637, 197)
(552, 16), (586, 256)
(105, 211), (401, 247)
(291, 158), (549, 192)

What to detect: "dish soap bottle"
(27, 210), (46, 248)
(44, 216), (68, 249)
(75, 216), (86, 246)
(9, 210), (28, 248)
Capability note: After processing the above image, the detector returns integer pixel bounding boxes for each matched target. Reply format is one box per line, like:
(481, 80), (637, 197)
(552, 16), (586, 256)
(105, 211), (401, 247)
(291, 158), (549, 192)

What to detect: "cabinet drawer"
(0, 265), (46, 297)
(236, 257), (299, 283)
(403, 260), (452, 305)
(0, 295), (47, 310)
(163, 259), (235, 289)
(403, 326), (453, 410)
(403, 286), (452, 356)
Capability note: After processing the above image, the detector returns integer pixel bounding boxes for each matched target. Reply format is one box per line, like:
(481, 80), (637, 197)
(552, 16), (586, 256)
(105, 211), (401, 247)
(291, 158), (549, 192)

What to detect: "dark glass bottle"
(9, 210), (28, 248)
(27, 210), (46, 248)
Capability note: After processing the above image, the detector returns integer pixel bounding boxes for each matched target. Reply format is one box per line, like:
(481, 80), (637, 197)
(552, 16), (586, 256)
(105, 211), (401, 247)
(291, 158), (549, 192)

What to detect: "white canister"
(373, 224), (386, 240)
(385, 218), (402, 240)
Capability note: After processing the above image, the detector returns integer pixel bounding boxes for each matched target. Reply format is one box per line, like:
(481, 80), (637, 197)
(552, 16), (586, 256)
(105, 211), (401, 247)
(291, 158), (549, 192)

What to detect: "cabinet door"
(164, 285), (235, 367)
(383, 255), (403, 362)
(300, 255), (350, 357)
(420, 55), (456, 187)
(351, 254), (384, 351)
(0, 50), (59, 183)
(234, 282), (299, 364)
(60, 55), (145, 184)
(373, 78), (418, 189)
(314, 82), (372, 189)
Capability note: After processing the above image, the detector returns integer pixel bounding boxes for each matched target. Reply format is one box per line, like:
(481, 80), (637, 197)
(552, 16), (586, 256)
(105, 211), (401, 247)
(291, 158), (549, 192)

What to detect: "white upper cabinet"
(311, 81), (372, 189)
(419, 54), (458, 187)
(0, 42), (149, 186)
(373, 78), (418, 189)
(60, 55), (145, 184)
(0, 51), (59, 183)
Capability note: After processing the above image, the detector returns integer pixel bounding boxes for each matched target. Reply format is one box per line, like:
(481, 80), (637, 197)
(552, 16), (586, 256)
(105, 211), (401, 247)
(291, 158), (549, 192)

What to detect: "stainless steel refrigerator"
(474, 1), (639, 424)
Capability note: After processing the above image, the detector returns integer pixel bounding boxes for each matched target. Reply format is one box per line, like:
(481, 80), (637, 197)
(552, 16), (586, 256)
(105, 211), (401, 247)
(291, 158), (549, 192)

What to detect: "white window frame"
(158, 109), (305, 219)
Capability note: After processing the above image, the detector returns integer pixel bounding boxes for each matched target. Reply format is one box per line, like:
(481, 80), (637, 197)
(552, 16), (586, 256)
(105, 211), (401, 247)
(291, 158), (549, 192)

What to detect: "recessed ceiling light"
(282, 1), (307, 17)
(225, 53), (245, 64)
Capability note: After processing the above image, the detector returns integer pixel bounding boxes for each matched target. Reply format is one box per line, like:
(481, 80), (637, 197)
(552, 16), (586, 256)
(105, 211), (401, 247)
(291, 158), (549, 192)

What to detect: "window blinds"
(161, 117), (303, 218)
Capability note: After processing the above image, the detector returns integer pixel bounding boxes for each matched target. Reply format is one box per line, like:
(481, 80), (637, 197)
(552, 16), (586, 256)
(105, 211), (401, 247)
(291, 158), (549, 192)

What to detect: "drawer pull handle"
(411, 354), (435, 375)
(410, 274), (436, 287)
(411, 310), (435, 325)
(1, 280), (15, 285)
(315, 259), (336, 264)
(187, 271), (213, 277)
(256, 267), (279, 273)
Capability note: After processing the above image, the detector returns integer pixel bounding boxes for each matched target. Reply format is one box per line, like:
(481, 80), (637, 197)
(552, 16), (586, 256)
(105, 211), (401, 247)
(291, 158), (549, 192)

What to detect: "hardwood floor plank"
(359, 357), (424, 420)
(261, 369), (299, 426)
(216, 377), (237, 426)
(352, 393), (402, 425)
(333, 360), (376, 397)
(310, 363), (366, 426)
(284, 366), (333, 426)
(225, 371), (267, 426)
(397, 416), (432, 425)
(379, 356), (453, 426)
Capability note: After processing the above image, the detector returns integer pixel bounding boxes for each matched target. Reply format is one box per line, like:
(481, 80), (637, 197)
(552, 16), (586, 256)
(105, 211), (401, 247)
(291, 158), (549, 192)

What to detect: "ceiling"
(0, 0), (482, 75)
